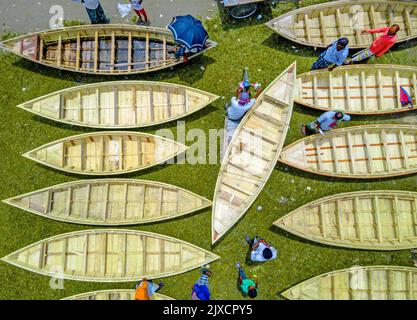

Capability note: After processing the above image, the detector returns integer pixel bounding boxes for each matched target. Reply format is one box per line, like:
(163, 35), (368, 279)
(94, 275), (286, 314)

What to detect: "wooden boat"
(265, 0), (417, 49)
(23, 131), (188, 176)
(3, 179), (212, 226)
(279, 124), (417, 179)
(274, 190), (417, 251)
(62, 289), (174, 300)
(212, 62), (296, 244)
(0, 25), (217, 75)
(1, 229), (220, 282)
(296, 65), (417, 115)
(17, 81), (219, 129)
(282, 266), (417, 300)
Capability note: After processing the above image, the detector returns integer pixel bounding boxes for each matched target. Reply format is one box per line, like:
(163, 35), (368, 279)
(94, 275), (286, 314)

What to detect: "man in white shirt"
(81, 0), (110, 24)
(246, 235), (278, 263)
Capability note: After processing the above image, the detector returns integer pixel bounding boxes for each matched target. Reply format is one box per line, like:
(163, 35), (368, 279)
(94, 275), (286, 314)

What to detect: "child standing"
(131, 0), (149, 24)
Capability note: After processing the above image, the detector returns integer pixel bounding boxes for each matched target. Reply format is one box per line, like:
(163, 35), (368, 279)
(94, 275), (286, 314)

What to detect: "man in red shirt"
(347, 24), (400, 64)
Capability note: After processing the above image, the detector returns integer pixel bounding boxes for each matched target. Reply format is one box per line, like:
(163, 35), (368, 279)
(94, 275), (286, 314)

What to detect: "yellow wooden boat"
(274, 190), (417, 250)
(3, 179), (211, 226)
(17, 81), (219, 129)
(212, 62), (296, 244)
(296, 65), (417, 115)
(279, 124), (417, 179)
(266, 0), (417, 49)
(1, 229), (220, 282)
(23, 131), (188, 176)
(282, 266), (417, 300)
(62, 289), (174, 300)
(0, 25), (217, 75)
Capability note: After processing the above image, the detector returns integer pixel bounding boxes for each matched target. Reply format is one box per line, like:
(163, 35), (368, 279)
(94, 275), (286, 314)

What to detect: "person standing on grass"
(134, 278), (165, 300)
(311, 38), (349, 71)
(236, 262), (258, 299)
(80, 0), (110, 24)
(131, 0), (149, 25)
(347, 25), (400, 64)
(245, 235), (277, 263)
(191, 267), (212, 300)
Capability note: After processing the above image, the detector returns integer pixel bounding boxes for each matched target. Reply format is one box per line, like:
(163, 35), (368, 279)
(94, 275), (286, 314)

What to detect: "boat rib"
(266, 1), (417, 49)
(0, 25), (217, 75)
(22, 131), (188, 176)
(3, 179), (212, 226)
(212, 62), (296, 244)
(17, 81), (219, 129)
(282, 266), (417, 300)
(279, 124), (417, 179)
(62, 289), (174, 300)
(1, 229), (220, 282)
(296, 65), (417, 115)
(274, 190), (417, 250)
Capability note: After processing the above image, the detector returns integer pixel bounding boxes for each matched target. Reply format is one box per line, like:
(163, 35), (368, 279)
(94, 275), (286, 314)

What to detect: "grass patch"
(0, 1), (416, 300)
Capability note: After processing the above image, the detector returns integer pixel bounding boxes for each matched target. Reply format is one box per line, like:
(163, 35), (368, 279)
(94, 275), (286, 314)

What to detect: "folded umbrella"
(168, 15), (209, 51)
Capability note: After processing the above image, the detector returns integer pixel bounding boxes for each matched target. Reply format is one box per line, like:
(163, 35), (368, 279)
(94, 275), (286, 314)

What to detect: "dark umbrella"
(168, 15), (209, 51)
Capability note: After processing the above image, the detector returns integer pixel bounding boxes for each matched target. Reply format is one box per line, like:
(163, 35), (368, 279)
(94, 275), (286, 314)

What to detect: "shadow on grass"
(11, 54), (217, 85)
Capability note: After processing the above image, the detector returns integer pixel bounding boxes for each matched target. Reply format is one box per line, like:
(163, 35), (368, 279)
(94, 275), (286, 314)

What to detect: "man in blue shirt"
(302, 111), (351, 136)
(311, 38), (349, 71)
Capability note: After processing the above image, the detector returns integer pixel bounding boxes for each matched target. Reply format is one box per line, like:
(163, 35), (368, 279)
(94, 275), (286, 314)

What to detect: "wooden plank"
(38, 243), (46, 269)
(360, 71), (367, 111)
(395, 71), (402, 107)
(163, 37), (167, 65)
(362, 131), (375, 174)
(128, 32), (132, 72)
(142, 236), (147, 274)
(101, 232), (108, 276)
(39, 37), (44, 63)
(335, 9), (343, 38)
(336, 200), (344, 240)
(123, 183), (129, 219)
(45, 189), (52, 214)
(346, 132), (356, 174)
(404, 9), (412, 36)
(352, 197), (363, 242)
(184, 90), (188, 113)
(57, 35), (62, 67)
(407, 271), (414, 300)
(119, 136), (124, 171)
(319, 203), (327, 238)
(139, 185), (146, 219)
(344, 71), (351, 111)
(76, 32), (81, 70)
(145, 32), (150, 69)
(122, 233), (128, 276)
(393, 196), (402, 243)
(376, 70), (384, 110)
(65, 187), (72, 217)
(94, 31), (99, 72)
(114, 88), (119, 125)
(78, 92), (83, 122)
(380, 130), (392, 172)
(96, 88), (101, 124)
(149, 89), (155, 122)
(369, 6), (377, 41)
(82, 235), (89, 274)
(158, 188), (164, 217)
(166, 89), (171, 118)
(319, 11), (327, 44)
(110, 31), (116, 73)
(61, 238), (68, 272)
(328, 73), (334, 106)
(84, 184), (91, 219)
(100, 136), (105, 172)
(330, 138), (339, 173)
(399, 130), (410, 169)
(59, 93), (65, 119)
(132, 87), (137, 125)
(103, 183), (109, 221)
(160, 239), (165, 273)
(313, 75), (319, 107)
(80, 139), (86, 171)
(373, 196), (384, 243)
(303, 14), (311, 42)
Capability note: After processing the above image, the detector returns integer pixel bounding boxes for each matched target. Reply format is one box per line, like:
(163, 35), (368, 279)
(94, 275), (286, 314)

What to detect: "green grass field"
(0, 1), (416, 300)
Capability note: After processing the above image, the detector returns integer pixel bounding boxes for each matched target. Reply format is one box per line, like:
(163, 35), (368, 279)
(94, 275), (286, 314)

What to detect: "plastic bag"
(118, 3), (132, 18)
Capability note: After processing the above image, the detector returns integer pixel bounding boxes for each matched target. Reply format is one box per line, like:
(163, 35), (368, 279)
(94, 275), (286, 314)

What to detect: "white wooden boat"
(23, 131), (188, 176)
(3, 179), (211, 226)
(282, 266), (417, 300)
(279, 124), (417, 179)
(296, 64), (417, 115)
(266, 0), (417, 49)
(1, 229), (220, 282)
(17, 81), (219, 128)
(0, 25), (217, 75)
(274, 190), (417, 250)
(212, 62), (296, 244)
(62, 289), (174, 300)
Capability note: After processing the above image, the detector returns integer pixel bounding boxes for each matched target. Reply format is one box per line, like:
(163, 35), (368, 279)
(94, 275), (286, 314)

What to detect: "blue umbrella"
(168, 15), (209, 51)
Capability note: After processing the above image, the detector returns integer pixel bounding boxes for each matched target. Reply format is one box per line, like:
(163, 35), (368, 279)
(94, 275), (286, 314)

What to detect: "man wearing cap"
(311, 38), (349, 71)
(303, 110), (351, 136)
(245, 235), (277, 263)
